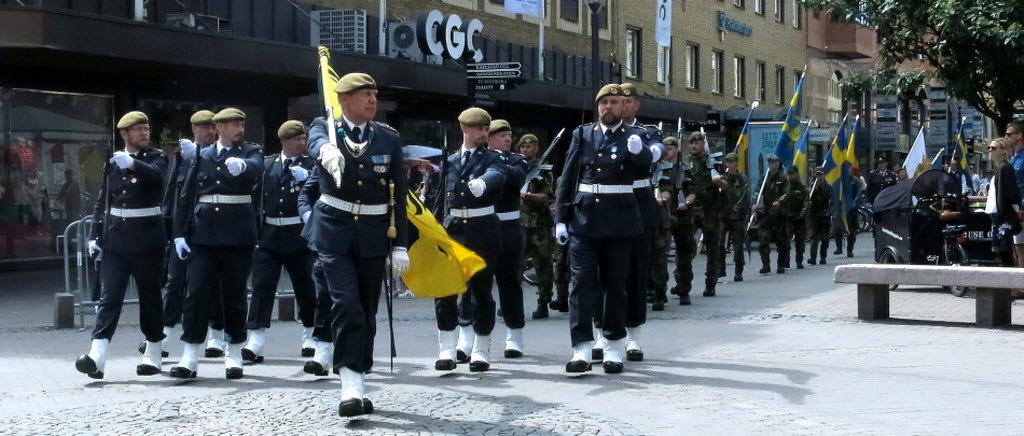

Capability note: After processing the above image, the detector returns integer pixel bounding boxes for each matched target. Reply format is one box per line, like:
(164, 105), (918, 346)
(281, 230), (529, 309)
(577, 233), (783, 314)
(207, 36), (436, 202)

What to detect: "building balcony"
(823, 21), (877, 60)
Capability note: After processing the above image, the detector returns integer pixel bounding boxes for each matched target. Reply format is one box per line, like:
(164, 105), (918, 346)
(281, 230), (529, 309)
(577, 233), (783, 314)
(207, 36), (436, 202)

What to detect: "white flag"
(655, 0), (672, 47)
(506, 0), (543, 17)
(902, 127), (927, 178)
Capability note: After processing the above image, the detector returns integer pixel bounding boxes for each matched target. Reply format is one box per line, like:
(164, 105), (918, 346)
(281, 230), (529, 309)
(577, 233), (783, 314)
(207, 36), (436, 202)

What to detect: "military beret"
(663, 136), (679, 145)
(116, 111), (149, 129)
(277, 120), (307, 139)
(517, 134), (539, 146)
(334, 72), (377, 94)
(212, 108), (246, 123)
(488, 119), (511, 135)
(724, 152), (739, 162)
(190, 110), (215, 126)
(687, 132), (705, 143)
(595, 84), (624, 103)
(765, 153), (780, 161)
(458, 107), (491, 128)
(877, 157), (888, 162)
(620, 83), (639, 98)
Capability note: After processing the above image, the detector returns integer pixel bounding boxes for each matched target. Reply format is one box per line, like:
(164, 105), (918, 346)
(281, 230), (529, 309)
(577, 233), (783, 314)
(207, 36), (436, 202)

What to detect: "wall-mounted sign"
(417, 10), (484, 63)
(716, 11), (753, 37)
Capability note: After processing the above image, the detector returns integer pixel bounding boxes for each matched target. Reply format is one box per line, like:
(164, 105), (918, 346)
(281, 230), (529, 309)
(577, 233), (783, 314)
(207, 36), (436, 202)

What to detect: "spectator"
(866, 157), (896, 205)
(985, 138), (1019, 266)
(57, 168), (82, 221)
(948, 159), (973, 195)
(895, 167), (908, 182)
(1005, 121), (1024, 297)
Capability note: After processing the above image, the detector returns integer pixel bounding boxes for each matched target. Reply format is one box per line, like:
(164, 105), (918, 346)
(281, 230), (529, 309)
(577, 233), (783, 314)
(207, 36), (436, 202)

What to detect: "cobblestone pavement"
(1, 234), (1023, 435)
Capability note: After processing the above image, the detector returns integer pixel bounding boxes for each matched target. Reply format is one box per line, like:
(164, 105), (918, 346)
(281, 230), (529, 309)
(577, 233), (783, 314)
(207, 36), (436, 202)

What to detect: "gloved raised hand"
(627, 134), (643, 154)
(174, 237), (191, 260)
(290, 166), (309, 183)
(225, 157), (246, 176)
(555, 223), (569, 246)
(320, 143), (345, 188)
(468, 179), (486, 197)
(391, 247), (410, 275)
(650, 145), (662, 162)
(110, 151), (133, 170)
(87, 239), (102, 259)
(179, 139), (197, 161)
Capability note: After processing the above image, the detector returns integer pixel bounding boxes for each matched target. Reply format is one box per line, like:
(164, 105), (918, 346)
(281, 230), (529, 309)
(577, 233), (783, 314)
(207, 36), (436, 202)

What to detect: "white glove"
(468, 179), (486, 197)
(174, 237), (191, 260)
(87, 239), (102, 258)
(391, 247), (411, 275)
(555, 223), (569, 246)
(225, 157), (246, 176)
(179, 139), (197, 161)
(301, 211), (311, 223)
(110, 151), (133, 169)
(290, 165), (309, 183)
(650, 145), (662, 163)
(627, 134), (643, 154)
(320, 143), (345, 188)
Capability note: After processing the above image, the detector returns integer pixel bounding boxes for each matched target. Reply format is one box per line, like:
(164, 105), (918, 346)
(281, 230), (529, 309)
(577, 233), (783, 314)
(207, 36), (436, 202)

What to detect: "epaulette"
(375, 121), (398, 133)
(539, 164), (554, 171)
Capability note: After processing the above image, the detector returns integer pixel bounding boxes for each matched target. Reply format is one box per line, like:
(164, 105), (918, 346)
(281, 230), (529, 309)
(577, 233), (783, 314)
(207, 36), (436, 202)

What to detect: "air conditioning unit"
(388, 21), (442, 65)
(312, 9), (367, 54)
(166, 13), (232, 35)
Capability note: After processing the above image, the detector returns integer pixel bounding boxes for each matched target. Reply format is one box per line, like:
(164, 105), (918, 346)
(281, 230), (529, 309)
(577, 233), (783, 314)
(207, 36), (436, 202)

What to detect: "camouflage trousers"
(523, 226), (555, 303)
(671, 210), (721, 294)
(808, 216), (831, 262)
(789, 217), (807, 265)
(649, 224), (672, 286)
(552, 239), (570, 302)
(718, 218), (747, 276)
(758, 216), (790, 270)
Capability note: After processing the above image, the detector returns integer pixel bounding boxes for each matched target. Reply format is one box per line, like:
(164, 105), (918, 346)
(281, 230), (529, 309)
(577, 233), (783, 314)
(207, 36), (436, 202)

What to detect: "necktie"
(461, 150), (470, 167)
(217, 147), (227, 160)
(284, 158), (292, 168)
(351, 127), (362, 143)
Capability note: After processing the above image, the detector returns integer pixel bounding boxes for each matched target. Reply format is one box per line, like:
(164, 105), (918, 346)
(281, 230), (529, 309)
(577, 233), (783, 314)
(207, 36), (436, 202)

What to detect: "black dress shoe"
(434, 359), (456, 371)
(734, 274), (743, 282)
(565, 359), (591, 373)
(797, 263), (804, 269)
(703, 289), (716, 297)
(504, 349), (523, 358)
(532, 306), (549, 319)
(241, 348), (263, 363)
(820, 259), (827, 265)
(603, 361), (623, 374)
(626, 350), (644, 362)
(75, 354), (97, 375)
(651, 301), (665, 312)
(777, 267), (786, 274)
(548, 299), (568, 312)
(225, 367), (243, 379)
(591, 348), (603, 361)
(808, 259), (817, 265)
(304, 361), (329, 376)
(680, 295), (691, 305)
(847, 251), (854, 258)
(469, 360), (490, 372)
(669, 286), (680, 296)
(339, 399), (364, 417)
(833, 249), (842, 255)
(169, 366), (197, 379)
(362, 399), (374, 414)
(137, 363), (160, 376)
(456, 350), (470, 363)
(205, 348), (224, 358)
(301, 347), (315, 358)
(138, 341), (146, 355)
(759, 267), (771, 274)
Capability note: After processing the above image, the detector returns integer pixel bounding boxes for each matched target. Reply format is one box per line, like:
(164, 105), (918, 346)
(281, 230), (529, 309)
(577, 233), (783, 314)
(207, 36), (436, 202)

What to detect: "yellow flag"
(402, 191), (485, 298)
(317, 46), (342, 118)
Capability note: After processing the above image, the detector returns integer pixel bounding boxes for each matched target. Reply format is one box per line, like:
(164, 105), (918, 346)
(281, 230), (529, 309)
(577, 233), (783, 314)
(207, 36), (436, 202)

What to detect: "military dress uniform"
(521, 154), (556, 319)
(757, 159), (790, 274)
(170, 108), (264, 380)
(242, 146), (318, 363)
(76, 112), (168, 379)
(719, 155), (750, 281)
(785, 170), (810, 269)
(807, 172), (833, 265)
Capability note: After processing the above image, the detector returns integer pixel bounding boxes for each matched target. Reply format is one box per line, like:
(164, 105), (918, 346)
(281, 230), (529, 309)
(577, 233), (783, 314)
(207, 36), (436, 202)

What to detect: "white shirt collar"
(216, 141), (233, 155)
(343, 115), (368, 133)
(460, 143), (478, 156)
(600, 121), (623, 135)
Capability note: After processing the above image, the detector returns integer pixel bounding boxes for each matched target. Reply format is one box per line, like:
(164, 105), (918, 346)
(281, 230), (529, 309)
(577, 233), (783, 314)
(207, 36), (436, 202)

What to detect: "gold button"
(122, 177), (126, 180)
(462, 219), (468, 224)
(279, 212), (283, 216)
(356, 200), (362, 204)
(216, 180), (221, 184)
(598, 153), (603, 157)
(121, 190), (127, 194)
(217, 166), (222, 171)
(122, 218), (126, 222)
(281, 187), (286, 191)
(461, 192), (466, 196)
(357, 181), (363, 186)
(359, 164), (364, 169)
(597, 168), (602, 172)
(279, 199), (284, 203)
(215, 207), (220, 212)
(595, 198), (601, 203)
(353, 216), (360, 221)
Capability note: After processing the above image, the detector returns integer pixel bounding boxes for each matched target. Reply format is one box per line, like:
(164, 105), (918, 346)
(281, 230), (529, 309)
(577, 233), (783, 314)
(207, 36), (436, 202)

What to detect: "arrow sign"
(468, 62), (522, 70)
(468, 69), (522, 79)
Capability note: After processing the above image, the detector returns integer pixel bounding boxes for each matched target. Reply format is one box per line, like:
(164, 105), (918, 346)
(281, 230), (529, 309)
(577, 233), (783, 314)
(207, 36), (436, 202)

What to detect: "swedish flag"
(845, 116), (860, 176)
(823, 118), (849, 184)
(792, 122), (810, 179)
(774, 72), (806, 170)
(954, 116), (969, 169)
(734, 117), (751, 173)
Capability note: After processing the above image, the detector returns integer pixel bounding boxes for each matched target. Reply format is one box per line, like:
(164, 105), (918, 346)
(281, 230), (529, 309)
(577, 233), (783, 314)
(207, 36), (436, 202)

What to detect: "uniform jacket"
(688, 154), (722, 215)
(173, 141), (264, 247)
(785, 178), (809, 219)
(629, 120), (662, 230)
(807, 179), (833, 219)
(722, 168), (750, 221)
(760, 168), (789, 217)
(521, 159), (554, 229)
(495, 151), (528, 214)
(93, 147), (168, 254)
(259, 153), (316, 253)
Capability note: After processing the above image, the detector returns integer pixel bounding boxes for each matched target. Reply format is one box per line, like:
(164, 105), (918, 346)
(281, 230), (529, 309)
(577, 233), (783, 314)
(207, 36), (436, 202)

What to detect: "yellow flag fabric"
(317, 46), (343, 118)
(402, 191), (486, 298)
(735, 125), (750, 174)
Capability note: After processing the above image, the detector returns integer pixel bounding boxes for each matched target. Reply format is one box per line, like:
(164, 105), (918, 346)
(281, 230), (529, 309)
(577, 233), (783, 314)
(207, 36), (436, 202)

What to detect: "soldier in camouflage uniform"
(517, 134), (557, 319)
(671, 132), (726, 303)
(784, 167), (809, 269)
(718, 153), (750, 282)
(806, 167), (832, 265)
(753, 154), (790, 274)
(649, 137), (679, 311)
(549, 179), (570, 314)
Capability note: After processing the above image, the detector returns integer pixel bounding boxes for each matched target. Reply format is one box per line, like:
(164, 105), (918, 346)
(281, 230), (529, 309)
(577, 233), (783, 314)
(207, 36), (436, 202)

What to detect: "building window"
(733, 56), (746, 98)
(490, 0), (505, 4)
(755, 0), (764, 15)
(686, 43), (700, 89)
(756, 61), (766, 102)
(794, 70), (803, 91)
(791, 0), (800, 28)
(624, 27), (641, 79)
(734, 0), (745, 8)
(711, 50), (724, 94)
(657, 45), (672, 84)
(598, 4), (609, 29)
(774, 0), (785, 22)
(561, 0), (579, 22)
(776, 66), (786, 104)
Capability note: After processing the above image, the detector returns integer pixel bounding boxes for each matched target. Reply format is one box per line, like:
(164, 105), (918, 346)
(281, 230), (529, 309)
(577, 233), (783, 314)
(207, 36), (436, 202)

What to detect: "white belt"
(318, 194), (388, 215)
(265, 216), (302, 226)
(633, 179), (651, 189)
(109, 206), (162, 218)
(199, 194), (251, 204)
(497, 211), (521, 221)
(578, 183), (634, 194)
(449, 206), (495, 219)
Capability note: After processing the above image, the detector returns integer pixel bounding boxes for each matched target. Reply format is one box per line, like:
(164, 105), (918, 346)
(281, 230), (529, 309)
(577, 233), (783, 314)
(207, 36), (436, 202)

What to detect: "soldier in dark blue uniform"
(169, 107), (264, 380)
(304, 73), (409, 417)
(76, 111), (168, 379)
(434, 107), (506, 373)
(241, 120), (317, 363)
(296, 165), (335, 377)
(555, 84), (653, 374)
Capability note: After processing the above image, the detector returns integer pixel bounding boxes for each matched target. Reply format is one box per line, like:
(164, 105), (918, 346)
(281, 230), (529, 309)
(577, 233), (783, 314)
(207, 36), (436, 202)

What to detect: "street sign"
(467, 62), (523, 79)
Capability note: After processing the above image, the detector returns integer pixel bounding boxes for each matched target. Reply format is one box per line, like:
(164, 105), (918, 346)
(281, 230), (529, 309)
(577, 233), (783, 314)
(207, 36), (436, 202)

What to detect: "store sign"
(417, 10), (484, 63)
(716, 12), (753, 37)
(875, 94), (900, 151)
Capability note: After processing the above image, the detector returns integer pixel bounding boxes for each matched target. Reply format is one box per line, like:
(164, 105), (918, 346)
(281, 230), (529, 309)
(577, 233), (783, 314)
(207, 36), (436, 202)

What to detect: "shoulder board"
(374, 121), (398, 133)
(643, 124), (660, 130)
(539, 164), (554, 171)
(265, 154), (280, 163)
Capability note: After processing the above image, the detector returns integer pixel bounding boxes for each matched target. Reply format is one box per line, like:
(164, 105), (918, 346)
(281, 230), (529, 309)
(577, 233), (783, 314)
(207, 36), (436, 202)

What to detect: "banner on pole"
(656, 0), (672, 47)
(505, 0), (543, 17)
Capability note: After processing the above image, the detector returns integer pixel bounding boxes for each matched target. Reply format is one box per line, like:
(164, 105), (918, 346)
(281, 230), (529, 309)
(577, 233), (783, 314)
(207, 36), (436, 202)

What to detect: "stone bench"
(834, 264), (1020, 327)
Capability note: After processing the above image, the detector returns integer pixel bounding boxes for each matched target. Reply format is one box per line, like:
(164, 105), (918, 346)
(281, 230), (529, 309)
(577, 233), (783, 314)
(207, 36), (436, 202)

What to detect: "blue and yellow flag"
(954, 116), (969, 169)
(824, 118), (849, 184)
(774, 72), (806, 171)
(734, 118), (751, 174)
(792, 122), (810, 179)
(317, 46), (343, 118)
(845, 116), (860, 176)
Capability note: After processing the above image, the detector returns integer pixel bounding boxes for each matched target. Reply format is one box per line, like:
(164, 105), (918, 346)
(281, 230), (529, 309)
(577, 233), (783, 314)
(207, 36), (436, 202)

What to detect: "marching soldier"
(519, 134), (556, 320)
(304, 73), (409, 416)
(296, 160), (335, 377)
(435, 107), (505, 373)
(807, 167), (832, 265)
(555, 84), (652, 374)
(785, 167), (809, 269)
(76, 111), (168, 379)
(672, 132), (725, 302)
(241, 121), (318, 363)
(485, 119), (529, 358)
(719, 153), (750, 282)
(753, 154), (790, 274)
(170, 108), (264, 380)
(649, 136), (680, 311)
(550, 204), (571, 313)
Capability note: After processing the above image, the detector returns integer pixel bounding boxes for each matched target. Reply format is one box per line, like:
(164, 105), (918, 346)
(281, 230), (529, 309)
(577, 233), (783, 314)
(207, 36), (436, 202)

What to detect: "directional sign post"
(466, 62), (525, 105)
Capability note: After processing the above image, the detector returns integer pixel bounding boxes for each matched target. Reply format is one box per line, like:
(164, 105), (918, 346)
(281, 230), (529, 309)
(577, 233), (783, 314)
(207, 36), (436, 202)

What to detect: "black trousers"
(161, 246), (186, 327)
(92, 250), (165, 343)
(625, 230), (652, 328)
(311, 256), (333, 342)
(494, 221), (525, 329)
(436, 222), (498, 336)
(246, 247), (316, 329)
(180, 245), (253, 345)
(568, 234), (631, 346)
(319, 248), (385, 373)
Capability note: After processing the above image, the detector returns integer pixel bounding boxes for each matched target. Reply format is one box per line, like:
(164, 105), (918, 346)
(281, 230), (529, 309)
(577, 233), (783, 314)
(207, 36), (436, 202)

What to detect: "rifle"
(521, 128), (566, 193)
(700, 127), (722, 178)
(747, 168), (771, 231)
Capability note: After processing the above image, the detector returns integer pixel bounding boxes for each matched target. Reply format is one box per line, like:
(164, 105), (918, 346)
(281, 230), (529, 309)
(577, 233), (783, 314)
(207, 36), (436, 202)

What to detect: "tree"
(802, 0), (1024, 132)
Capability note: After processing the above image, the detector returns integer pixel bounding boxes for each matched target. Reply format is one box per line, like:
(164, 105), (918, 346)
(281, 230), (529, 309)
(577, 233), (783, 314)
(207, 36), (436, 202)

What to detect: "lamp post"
(587, 0), (606, 113)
